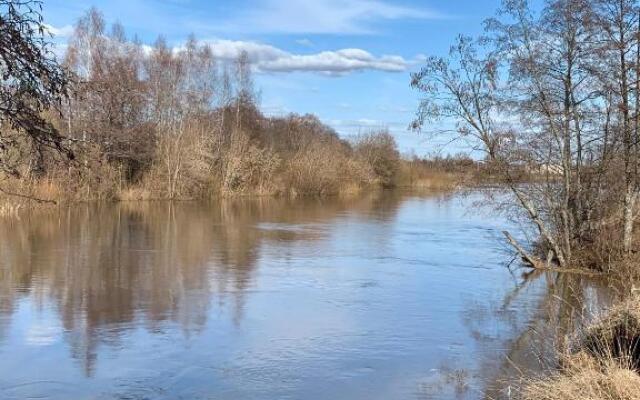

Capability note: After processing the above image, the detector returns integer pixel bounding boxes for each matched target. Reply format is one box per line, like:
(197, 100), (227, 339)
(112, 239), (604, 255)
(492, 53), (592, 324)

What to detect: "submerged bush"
(287, 141), (362, 196)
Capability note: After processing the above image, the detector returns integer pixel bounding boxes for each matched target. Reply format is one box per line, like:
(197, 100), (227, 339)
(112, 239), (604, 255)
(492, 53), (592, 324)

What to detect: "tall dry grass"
(522, 359), (640, 400)
(286, 141), (373, 196)
(397, 162), (461, 190)
(522, 295), (640, 400)
(221, 131), (281, 196)
(395, 155), (491, 190)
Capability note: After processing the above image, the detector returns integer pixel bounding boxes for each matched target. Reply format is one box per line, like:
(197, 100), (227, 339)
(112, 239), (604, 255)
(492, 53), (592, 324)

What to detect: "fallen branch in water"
(530, 266), (604, 276)
(0, 186), (57, 205)
(503, 231), (545, 269)
(502, 231), (604, 276)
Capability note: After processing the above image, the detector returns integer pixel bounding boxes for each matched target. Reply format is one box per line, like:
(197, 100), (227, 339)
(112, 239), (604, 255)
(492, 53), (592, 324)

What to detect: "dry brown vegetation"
(522, 361), (640, 400)
(397, 154), (494, 190)
(522, 296), (640, 400)
(0, 7), (483, 211)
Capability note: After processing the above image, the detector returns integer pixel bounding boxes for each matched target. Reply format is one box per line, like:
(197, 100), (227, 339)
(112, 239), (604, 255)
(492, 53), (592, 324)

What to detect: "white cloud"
(53, 32), (411, 76)
(204, 40), (286, 63)
(331, 118), (387, 128)
(295, 39), (315, 47)
(262, 104), (290, 116)
(45, 24), (74, 39)
(377, 104), (412, 113)
(215, 0), (444, 35)
(329, 118), (408, 135)
(414, 53), (429, 62)
(259, 50), (408, 74)
(203, 39), (410, 75)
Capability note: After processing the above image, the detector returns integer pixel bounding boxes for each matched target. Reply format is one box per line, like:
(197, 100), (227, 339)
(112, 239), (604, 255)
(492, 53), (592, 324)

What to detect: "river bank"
(0, 159), (492, 218)
(521, 292), (640, 400)
(497, 252), (640, 400)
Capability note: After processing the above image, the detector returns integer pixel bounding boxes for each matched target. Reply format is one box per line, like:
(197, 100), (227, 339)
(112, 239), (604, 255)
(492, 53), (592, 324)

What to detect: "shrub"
(353, 131), (400, 188)
(222, 131), (281, 196)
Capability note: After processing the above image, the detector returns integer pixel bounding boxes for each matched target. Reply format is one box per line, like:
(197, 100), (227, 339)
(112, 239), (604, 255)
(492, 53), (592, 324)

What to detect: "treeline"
(3, 9), (400, 200)
(2, 8), (427, 202)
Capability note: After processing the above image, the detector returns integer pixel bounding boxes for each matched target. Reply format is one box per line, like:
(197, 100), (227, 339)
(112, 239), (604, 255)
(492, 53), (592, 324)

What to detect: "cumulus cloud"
(203, 40), (410, 75)
(259, 50), (407, 74)
(214, 0), (444, 35)
(49, 30), (411, 76)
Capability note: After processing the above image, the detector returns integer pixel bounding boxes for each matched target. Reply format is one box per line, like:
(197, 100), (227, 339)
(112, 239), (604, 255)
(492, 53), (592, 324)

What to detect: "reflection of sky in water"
(0, 192), (603, 400)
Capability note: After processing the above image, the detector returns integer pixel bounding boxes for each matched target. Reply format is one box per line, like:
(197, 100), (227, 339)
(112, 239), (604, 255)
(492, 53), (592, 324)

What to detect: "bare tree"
(412, 35), (501, 160)
(413, 0), (639, 269)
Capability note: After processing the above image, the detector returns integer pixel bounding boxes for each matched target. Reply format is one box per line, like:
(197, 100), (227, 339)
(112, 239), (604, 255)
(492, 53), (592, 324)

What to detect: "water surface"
(0, 191), (607, 399)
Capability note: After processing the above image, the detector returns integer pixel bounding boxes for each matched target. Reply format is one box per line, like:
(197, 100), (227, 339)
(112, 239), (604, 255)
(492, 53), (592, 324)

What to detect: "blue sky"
(42, 0), (504, 156)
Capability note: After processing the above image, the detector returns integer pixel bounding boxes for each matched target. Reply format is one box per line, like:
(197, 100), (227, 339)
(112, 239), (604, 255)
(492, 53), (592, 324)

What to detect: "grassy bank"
(521, 284), (640, 400)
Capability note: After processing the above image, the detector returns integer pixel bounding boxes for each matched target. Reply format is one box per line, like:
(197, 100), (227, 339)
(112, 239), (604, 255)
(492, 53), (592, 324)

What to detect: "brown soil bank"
(523, 296), (640, 400)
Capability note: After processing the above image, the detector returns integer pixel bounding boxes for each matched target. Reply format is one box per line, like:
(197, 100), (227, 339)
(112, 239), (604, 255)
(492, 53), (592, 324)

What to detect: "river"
(0, 190), (610, 399)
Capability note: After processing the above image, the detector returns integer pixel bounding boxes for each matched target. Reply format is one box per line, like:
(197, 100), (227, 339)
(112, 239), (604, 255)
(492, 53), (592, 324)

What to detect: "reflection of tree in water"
(0, 192), (404, 376)
(459, 270), (612, 400)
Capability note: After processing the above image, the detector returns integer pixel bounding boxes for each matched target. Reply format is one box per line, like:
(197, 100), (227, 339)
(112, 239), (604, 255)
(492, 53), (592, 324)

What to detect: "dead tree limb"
(503, 231), (545, 269)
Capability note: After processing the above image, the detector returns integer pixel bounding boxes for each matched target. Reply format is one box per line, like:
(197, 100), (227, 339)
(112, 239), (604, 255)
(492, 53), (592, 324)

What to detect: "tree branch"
(0, 185), (57, 204)
(503, 230), (545, 269)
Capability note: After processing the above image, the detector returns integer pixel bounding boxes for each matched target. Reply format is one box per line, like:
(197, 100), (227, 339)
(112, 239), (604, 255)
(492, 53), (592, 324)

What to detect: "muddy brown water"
(0, 191), (611, 399)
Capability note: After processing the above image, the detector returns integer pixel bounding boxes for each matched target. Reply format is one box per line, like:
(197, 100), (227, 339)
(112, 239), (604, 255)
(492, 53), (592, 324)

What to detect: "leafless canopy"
(412, 0), (640, 270)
